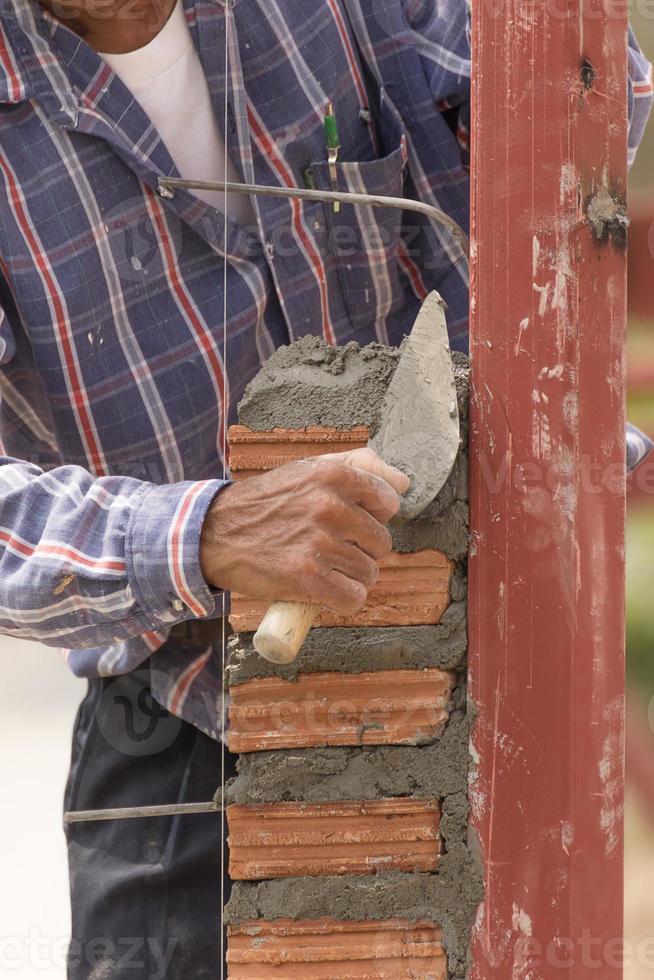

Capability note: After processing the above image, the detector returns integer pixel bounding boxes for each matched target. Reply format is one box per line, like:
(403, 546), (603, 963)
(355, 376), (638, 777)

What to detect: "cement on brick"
(238, 334), (469, 441)
(392, 498), (469, 561)
(221, 697), (482, 979)
(450, 564), (468, 603)
(440, 792), (470, 850)
(225, 601), (468, 686)
(238, 336), (401, 431)
(221, 708), (470, 805)
(237, 338), (470, 560)
(225, 856), (483, 979)
(229, 338), (478, 979)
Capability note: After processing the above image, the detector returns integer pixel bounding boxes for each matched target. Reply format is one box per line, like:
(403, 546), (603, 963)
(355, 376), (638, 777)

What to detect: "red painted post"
(468, 0), (628, 976)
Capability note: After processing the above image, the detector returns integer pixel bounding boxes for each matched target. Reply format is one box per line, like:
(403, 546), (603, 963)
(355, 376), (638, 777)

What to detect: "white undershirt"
(101, 0), (255, 227)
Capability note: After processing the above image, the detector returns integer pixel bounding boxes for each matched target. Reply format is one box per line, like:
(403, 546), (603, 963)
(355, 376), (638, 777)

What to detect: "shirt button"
(171, 598), (185, 613)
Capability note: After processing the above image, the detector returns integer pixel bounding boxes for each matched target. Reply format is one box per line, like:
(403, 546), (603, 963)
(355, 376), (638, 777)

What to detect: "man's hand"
(200, 448), (410, 615)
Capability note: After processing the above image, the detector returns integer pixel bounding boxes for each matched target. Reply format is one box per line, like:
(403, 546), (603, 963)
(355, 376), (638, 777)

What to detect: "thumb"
(321, 447), (411, 496)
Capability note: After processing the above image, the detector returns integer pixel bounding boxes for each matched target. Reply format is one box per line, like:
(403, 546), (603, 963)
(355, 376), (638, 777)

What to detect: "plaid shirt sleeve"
(0, 435), (226, 648)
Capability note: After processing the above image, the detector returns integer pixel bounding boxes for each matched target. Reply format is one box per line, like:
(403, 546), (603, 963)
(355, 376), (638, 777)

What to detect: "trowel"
(252, 290), (461, 665)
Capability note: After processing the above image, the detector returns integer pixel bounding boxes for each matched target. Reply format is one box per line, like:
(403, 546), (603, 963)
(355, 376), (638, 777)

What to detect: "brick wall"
(220, 337), (482, 979)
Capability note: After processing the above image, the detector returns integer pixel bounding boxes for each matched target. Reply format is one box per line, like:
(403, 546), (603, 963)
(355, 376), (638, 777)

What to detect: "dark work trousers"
(64, 663), (237, 980)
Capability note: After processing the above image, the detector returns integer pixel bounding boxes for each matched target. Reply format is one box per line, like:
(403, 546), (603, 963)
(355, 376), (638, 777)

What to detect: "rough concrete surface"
(225, 858), (483, 980)
(225, 600), (468, 685)
(223, 705), (482, 977)
(238, 336), (400, 431)
(222, 707), (470, 805)
(237, 337), (470, 560)
(238, 335), (469, 438)
(586, 188), (629, 249)
(227, 336), (478, 979)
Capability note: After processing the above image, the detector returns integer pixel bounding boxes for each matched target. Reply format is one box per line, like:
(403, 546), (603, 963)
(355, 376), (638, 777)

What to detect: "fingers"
(318, 569), (368, 615)
(342, 506), (392, 560)
(341, 447), (411, 496)
(316, 449), (409, 522)
(327, 541), (380, 589)
(340, 465), (404, 523)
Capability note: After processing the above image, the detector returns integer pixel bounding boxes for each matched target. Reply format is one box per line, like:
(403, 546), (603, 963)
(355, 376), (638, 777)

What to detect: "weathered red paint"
(468, 0), (628, 976)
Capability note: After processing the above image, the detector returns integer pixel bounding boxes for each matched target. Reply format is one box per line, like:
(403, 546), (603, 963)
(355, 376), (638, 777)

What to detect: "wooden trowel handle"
(253, 601), (321, 664)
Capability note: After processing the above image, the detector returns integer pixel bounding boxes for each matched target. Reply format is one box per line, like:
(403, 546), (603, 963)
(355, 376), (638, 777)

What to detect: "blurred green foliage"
(627, 12), (654, 691)
(627, 318), (654, 694)
(627, 320), (654, 692)
(627, 507), (654, 690)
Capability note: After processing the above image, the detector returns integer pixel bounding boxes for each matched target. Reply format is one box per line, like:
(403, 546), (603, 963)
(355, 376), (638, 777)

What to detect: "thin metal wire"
(157, 176), (470, 267)
(220, 5), (230, 976)
(64, 801), (221, 824)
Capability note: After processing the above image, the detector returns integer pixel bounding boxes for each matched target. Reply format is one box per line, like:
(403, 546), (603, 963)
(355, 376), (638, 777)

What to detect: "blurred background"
(0, 643), (81, 978)
(625, 9), (654, 979)
(0, 20), (653, 979)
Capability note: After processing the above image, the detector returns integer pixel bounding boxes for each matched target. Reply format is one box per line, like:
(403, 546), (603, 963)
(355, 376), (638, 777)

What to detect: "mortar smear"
(229, 337), (478, 979)
(222, 707), (470, 805)
(238, 336), (401, 430)
(226, 600), (467, 685)
(237, 337), (470, 559)
(238, 335), (469, 436)
(225, 856), (483, 980)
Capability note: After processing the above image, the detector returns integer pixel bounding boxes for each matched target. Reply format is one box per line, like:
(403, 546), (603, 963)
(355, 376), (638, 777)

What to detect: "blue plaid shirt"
(0, 0), (651, 738)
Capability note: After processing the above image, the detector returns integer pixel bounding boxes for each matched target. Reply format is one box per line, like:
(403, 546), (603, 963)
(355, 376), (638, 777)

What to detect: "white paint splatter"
(538, 364), (564, 380)
(511, 905), (535, 980)
(559, 162), (578, 206)
(532, 236), (540, 277)
(598, 699), (624, 858)
(514, 317), (529, 356)
(512, 904), (533, 937)
(533, 282), (550, 317)
(561, 820), (574, 855)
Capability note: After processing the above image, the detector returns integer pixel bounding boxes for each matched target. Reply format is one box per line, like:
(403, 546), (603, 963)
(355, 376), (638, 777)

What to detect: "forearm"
(0, 456), (226, 648)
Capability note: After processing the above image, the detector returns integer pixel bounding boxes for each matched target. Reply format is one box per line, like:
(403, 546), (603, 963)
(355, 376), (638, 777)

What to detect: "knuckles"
(377, 526), (394, 556)
(311, 458), (347, 487)
(328, 580), (368, 615)
(310, 489), (343, 524)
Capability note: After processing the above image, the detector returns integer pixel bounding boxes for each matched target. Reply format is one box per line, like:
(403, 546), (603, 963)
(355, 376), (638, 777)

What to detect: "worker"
(0, 0), (651, 976)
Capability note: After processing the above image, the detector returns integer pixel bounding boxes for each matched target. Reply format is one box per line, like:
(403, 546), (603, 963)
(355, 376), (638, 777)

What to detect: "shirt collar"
(0, 0), (78, 122)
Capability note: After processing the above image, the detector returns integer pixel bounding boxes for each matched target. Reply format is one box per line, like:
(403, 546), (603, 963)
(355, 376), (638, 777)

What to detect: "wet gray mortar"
(224, 335), (481, 978)
(238, 334), (471, 561)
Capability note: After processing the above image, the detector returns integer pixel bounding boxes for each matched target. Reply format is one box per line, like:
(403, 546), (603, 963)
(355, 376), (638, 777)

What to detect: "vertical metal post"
(468, 0), (629, 975)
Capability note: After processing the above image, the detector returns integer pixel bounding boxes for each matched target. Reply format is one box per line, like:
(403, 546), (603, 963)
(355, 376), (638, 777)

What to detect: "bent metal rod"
(156, 176), (471, 265)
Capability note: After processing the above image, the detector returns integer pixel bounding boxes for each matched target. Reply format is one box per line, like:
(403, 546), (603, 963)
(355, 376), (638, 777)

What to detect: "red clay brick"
(227, 918), (447, 979)
(226, 424), (453, 631)
(229, 550), (452, 633)
(227, 799), (441, 880)
(228, 424), (369, 480)
(227, 667), (454, 753)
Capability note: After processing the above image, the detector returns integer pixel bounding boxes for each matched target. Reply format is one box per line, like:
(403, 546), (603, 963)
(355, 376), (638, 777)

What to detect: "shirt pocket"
(306, 132), (409, 333)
